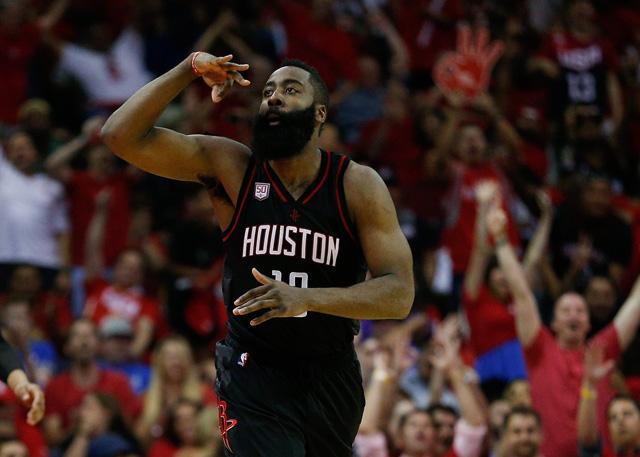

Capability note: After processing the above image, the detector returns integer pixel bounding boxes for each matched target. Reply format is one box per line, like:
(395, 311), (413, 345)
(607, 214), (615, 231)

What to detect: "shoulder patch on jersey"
(254, 182), (270, 201)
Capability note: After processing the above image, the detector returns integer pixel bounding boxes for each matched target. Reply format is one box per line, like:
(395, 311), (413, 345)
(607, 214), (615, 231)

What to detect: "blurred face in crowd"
(505, 380), (532, 407)
(6, 131), (38, 174)
(456, 125), (487, 165)
(383, 81), (409, 121)
(0, 441), (29, 457)
(489, 400), (511, 439)
(431, 408), (456, 455)
(501, 413), (542, 457)
(358, 56), (381, 89)
(399, 410), (436, 456)
(253, 66), (323, 160)
(584, 276), (617, 322)
(66, 320), (99, 364)
(173, 401), (200, 446)
(1, 301), (32, 344)
(101, 334), (132, 364)
(608, 398), (640, 450)
(112, 250), (145, 289)
(551, 293), (590, 348)
(488, 266), (510, 302)
(567, 0), (595, 34)
(581, 178), (611, 218)
(78, 394), (110, 436)
(87, 145), (116, 176)
(158, 339), (193, 384)
(8, 265), (41, 298)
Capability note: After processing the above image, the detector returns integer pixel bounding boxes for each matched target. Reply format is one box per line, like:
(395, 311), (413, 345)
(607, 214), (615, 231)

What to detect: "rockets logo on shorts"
(254, 182), (270, 201)
(218, 400), (238, 452)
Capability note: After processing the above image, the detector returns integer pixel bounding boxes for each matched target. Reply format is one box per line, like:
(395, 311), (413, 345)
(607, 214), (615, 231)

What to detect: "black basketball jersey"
(221, 149), (367, 358)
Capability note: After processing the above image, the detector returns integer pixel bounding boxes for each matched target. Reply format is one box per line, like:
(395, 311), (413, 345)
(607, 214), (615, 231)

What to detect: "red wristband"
(191, 51), (203, 76)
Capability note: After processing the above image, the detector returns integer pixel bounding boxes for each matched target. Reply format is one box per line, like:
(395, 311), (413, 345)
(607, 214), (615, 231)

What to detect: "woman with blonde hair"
(135, 335), (216, 447)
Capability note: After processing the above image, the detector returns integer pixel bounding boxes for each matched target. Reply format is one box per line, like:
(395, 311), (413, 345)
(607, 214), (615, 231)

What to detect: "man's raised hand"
(191, 53), (251, 103)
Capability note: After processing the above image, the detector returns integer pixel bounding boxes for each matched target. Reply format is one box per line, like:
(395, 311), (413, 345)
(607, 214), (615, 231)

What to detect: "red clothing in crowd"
(67, 171), (131, 267)
(0, 383), (48, 457)
(277, 0), (360, 90)
(45, 368), (141, 430)
(442, 161), (519, 274)
(392, 0), (464, 72)
(463, 286), (517, 356)
(525, 325), (621, 457)
(0, 23), (41, 124)
(83, 278), (160, 329)
(147, 439), (177, 457)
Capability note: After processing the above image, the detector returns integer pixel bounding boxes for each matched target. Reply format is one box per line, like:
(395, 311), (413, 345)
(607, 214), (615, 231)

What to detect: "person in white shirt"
(0, 130), (69, 288)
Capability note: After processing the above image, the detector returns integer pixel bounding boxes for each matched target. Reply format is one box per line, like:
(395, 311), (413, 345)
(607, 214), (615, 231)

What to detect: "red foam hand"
(433, 26), (504, 100)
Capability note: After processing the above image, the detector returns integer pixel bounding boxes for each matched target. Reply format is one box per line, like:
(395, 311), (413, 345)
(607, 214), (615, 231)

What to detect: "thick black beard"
(251, 105), (316, 160)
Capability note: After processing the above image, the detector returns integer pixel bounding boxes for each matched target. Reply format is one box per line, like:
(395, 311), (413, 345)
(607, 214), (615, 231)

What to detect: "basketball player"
(0, 331), (45, 425)
(102, 52), (414, 456)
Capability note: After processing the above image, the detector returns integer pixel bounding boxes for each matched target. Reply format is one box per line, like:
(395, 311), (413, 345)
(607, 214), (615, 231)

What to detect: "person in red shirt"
(45, 116), (135, 314)
(43, 319), (141, 447)
(487, 205), (640, 457)
(463, 182), (552, 388)
(81, 191), (159, 360)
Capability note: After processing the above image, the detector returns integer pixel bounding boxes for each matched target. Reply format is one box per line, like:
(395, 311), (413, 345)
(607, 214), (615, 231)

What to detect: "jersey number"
(272, 270), (308, 317)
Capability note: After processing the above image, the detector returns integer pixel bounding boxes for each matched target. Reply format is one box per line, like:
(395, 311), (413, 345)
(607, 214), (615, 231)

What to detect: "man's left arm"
(613, 275), (640, 350)
(234, 163), (414, 324)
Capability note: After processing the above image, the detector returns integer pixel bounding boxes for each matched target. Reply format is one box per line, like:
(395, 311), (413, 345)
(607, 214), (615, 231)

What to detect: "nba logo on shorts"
(254, 182), (270, 201)
(237, 352), (249, 367)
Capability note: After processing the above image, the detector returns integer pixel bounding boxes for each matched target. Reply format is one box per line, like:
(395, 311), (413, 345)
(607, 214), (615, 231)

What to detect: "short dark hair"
(279, 59), (330, 109)
(607, 394), (640, 420)
(503, 406), (541, 431)
(398, 408), (431, 431)
(427, 404), (459, 419)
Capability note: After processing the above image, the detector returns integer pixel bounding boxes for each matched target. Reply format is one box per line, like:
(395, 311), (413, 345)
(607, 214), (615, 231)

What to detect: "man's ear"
(315, 105), (327, 124)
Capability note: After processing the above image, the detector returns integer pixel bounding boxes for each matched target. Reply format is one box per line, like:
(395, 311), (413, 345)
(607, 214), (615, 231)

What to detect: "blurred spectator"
(389, 0), (464, 88)
(0, 0), (69, 124)
(98, 318), (151, 396)
(462, 182), (552, 392)
(584, 275), (619, 336)
(46, 23), (152, 115)
(276, 0), (360, 92)
(1, 299), (58, 387)
(82, 192), (160, 360)
(531, 0), (623, 134)
(495, 406), (543, 457)
(488, 204), (640, 456)
(166, 188), (226, 354)
(135, 336), (216, 447)
(0, 440), (29, 457)
(547, 175), (632, 296)
(60, 393), (140, 457)
(45, 116), (134, 312)
(43, 319), (140, 448)
(2, 265), (72, 349)
(578, 345), (640, 457)
(504, 380), (532, 408)
(0, 385), (47, 457)
(147, 399), (221, 457)
(334, 55), (385, 143)
(0, 130), (69, 290)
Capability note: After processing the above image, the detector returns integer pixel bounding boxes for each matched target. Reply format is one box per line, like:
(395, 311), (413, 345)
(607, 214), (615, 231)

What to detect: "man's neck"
(71, 361), (99, 387)
(268, 142), (321, 195)
(557, 337), (584, 350)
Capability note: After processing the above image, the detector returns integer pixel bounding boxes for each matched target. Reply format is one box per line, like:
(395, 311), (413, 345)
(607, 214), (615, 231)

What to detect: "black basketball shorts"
(214, 338), (366, 457)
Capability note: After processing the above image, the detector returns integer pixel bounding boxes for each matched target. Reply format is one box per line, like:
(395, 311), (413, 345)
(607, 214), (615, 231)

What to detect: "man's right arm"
(101, 53), (251, 186)
(487, 207), (541, 348)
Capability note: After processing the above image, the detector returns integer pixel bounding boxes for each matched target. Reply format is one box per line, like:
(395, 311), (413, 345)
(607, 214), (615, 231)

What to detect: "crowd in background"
(1, 0), (640, 456)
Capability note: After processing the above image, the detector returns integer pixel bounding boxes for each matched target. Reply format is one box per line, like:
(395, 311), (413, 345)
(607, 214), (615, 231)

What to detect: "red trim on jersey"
(222, 163), (257, 242)
(262, 162), (288, 202)
(302, 150), (332, 204)
(336, 156), (355, 240)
